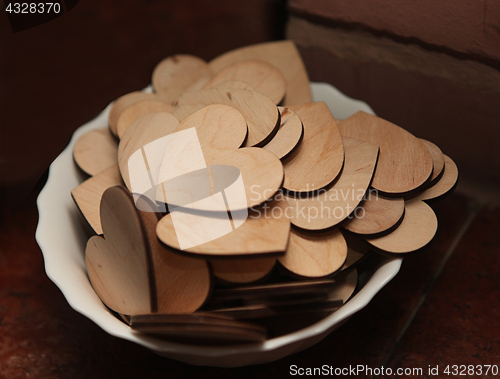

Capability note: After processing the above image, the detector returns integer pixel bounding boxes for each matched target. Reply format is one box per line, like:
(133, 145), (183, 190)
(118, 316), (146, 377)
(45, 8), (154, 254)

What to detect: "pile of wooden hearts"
(71, 40), (458, 344)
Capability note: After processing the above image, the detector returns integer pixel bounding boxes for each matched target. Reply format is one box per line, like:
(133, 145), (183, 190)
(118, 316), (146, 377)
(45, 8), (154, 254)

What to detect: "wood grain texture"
(152, 54), (212, 105)
(118, 112), (180, 190)
(73, 128), (118, 176)
(136, 200), (211, 314)
(108, 91), (157, 136)
(208, 80), (255, 91)
(211, 256), (276, 284)
(208, 40), (311, 106)
(420, 138), (445, 185)
(365, 199), (438, 253)
(278, 228), (348, 278)
(174, 104), (247, 150)
(156, 197), (291, 257)
(338, 111), (433, 195)
(71, 165), (124, 235)
(341, 234), (370, 271)
(203, 59), (286, 104)
(173, 88), (279, 147)
(342, 194), (405, 235)
(130, 313), (266, 343)
(283, 102), (344, 192)
(262, 107), (303, 160)
(116, 100), (174, 139)
(85, 187), (153, 315)
(285, 137), (379, 230)
(413, 155), (459, 201)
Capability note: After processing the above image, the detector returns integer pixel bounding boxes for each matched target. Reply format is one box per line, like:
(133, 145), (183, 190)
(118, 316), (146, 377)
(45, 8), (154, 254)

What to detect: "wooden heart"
(71, 165), (124, 234)
(116, 99), (174, 138)
(342, 193), (405, 235)
(203, 59), (286, 104)
(152, 54), (212, 104)
(211, 256), (276, 284)
(283, 102), (344, 192)
(117, 111), (180, 190)
(208, 40), (311, 105)
(284, 137), (379, 230)
(129, 313), (266, 343)
(338, 112), (433, 195)
(108, 91), (158, 136)
(85, 186), (153, 315)
(73, 128), (118, 176)
(156, 196), (291, 256)
(420, 139), (445, 185)
(135, 197), (211, 314)
(173, 88), (279, 147)
(262, 107), (303, 160)
(278, 228), (348, 278)
(412, 155), (458, 201)
(207, 80), (255, 91)
(365, 199), (438, 253)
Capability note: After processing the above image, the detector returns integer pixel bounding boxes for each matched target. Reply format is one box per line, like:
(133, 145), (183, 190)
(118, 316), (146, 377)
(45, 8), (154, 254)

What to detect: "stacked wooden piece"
(71, 41), (458, 344)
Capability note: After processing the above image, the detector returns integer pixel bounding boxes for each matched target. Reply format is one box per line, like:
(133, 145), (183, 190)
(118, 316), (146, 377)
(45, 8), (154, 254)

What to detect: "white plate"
(36, 83), (402, 367)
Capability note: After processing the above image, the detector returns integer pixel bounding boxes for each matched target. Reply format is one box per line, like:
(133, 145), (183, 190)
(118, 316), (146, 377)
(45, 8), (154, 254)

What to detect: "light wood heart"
(278, 228), (348, 278)
(118, 111), (180, 190)
(285, 137), (379, 230)
(85, 186), (154, 315)
(342, 194), (405, 235)
(207, 80), (255, 91)
(338, 112), (433, 195)
(173, 88), (279, 147)
(156, 196), (291, 257)
(135, 197), (211, 314)
(210, 256), (276, 284)
(262, 107), (304, 160)
(420, 139), (445, 185)
(116, 99), (174, 139)
(71, 165), (124, 235)
(73, 128), (118, 176)
(152, 54), (212, 104)
(283, 102), (344, 192)
(412, 155), (458, 201)
(174, 104), (247, 150)
(365, 199), (438, 253)
(108, 91), (158, 136)
(203, 59), (286, 104)
(208, 40), (311, 106)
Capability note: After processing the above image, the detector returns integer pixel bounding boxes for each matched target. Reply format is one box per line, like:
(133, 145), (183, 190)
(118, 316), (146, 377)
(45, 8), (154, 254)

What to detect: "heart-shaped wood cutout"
(412, 155), (458, 202)
(118, 111), (180, 190)
(208, 40), (311, 106)
(285, 137), (379, 230)
(208, 80), (255, 91)
(73, 128), (118, 176)
(152, 55), (212, 104)
(135, 196), (211, 314)
(116, 99), (174, 139)
(211, 256), (276, 284)
(420, 139), (445, 185)
(108, 91), (159, 136)
(338, 112), (433, 195)
(71, 165), (124, 235)
(342, 193), (405, 236)
(365, 199), (438, 253)
(156, 196), (290, 256)
(262, 107), (303, 160)
(278, 228), (348, 278)
(173, 88), (279, 147)
(203, 59), (286, 104)
(85, 186), (154, 315)
(283, 102), (345, 193)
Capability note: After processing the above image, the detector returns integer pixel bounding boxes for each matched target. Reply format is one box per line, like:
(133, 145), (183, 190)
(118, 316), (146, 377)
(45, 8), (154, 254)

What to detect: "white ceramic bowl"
(36, 83), (402, 367)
